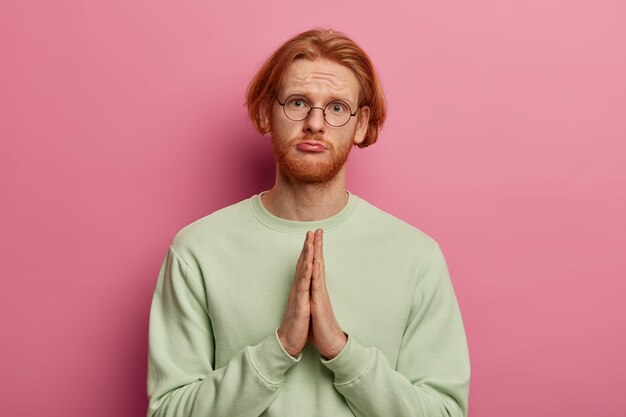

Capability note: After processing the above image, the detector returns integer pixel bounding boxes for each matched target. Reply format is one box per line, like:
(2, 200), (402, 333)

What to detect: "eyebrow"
(283, 92), (356, 108)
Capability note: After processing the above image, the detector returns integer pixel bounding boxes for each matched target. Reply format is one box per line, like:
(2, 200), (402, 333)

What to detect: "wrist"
(277, 328), (301, 357)
(322, 331), (348, 360)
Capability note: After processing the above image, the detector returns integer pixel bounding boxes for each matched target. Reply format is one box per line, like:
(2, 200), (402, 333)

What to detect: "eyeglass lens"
(282, 95), (353, 127)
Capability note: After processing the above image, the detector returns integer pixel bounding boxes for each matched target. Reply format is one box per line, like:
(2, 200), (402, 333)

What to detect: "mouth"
(295, 141), (327, 153)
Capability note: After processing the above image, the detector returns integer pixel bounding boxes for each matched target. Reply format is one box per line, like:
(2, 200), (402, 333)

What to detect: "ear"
(259, 109), (270, 134)
(259, 104), (272, 134)
(353, 105), (370, 145)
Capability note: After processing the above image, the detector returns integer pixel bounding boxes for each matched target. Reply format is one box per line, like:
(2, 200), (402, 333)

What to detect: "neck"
(261, 167), (349, 221)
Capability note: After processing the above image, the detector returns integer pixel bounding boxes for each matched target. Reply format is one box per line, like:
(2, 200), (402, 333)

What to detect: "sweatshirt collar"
(249, 190), (357, 234)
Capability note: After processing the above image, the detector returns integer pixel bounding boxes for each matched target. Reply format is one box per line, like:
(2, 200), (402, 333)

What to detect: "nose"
(303, 106), (326, 135)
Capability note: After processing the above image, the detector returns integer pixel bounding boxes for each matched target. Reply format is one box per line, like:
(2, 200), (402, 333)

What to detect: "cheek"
(340, 125), (358, 144)
(270, 107), (287, 132)
(272, 118), (299, 140)
(271, 105), (281, 123)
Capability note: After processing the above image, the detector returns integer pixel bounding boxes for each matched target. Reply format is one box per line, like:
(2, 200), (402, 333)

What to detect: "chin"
(280, 166), (341, 183)
(272, 136), (353, 183)
(279, 159), (343, 183)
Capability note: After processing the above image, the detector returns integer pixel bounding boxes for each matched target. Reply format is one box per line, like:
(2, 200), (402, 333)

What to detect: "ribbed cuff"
(247, 329), (301, 385)
(320, 334), (373, 384)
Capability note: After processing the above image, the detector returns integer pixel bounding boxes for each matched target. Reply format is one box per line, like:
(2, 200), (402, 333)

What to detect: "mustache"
(291, 136), (330, 147)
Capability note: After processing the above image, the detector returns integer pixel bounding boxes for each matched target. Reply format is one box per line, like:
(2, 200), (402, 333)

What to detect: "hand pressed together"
(277, 228), (348, 359)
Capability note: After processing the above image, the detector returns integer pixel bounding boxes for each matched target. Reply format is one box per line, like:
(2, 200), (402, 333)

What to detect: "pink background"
(1, 1), (625, 416)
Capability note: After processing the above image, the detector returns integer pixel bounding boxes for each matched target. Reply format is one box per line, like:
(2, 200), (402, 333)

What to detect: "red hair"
(245, 28), (387, 148)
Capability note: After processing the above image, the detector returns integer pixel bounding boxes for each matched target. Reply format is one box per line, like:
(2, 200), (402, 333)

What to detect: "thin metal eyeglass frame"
(275, 95), (358, 127)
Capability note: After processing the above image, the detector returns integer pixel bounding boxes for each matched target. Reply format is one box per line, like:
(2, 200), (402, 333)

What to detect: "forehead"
(279, 58), (360, 102)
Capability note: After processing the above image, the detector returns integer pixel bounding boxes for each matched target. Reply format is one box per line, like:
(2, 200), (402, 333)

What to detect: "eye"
(286, 96), (309, 109)
(327, 101), (349, 114)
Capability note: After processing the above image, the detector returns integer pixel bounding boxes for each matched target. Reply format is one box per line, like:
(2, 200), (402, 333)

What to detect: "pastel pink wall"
(1, 1), (624, 416)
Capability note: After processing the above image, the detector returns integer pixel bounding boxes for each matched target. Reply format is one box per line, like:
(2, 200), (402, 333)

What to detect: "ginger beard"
(270, 134), (354, 183)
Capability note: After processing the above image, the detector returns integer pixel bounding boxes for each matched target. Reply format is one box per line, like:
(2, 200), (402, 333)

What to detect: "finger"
(296, 231), (312, 274)
(311, 258), (325, 297)
(318, 228), (324, 264)
(314, 229), (326, 286)
(301, 231), (312, 261)
(311, 251), (329, 311)
(305, 230), (315, 267)
(301, 236), (314, 288)
(313, 228), (323, 264)
(295, 232), (307, 274)
(312, 260), (333, 320)
(297, 263), (311, 289)
(313, 256), (320, 282)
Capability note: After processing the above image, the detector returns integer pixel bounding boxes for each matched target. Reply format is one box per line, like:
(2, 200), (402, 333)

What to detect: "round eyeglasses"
(276, 94), (358, 127)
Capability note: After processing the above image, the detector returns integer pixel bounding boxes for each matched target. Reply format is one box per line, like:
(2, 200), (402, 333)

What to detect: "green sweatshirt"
(147, 190), (470, 417)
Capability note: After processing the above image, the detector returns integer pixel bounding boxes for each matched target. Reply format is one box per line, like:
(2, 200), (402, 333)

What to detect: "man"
(147, 29), (470, 417)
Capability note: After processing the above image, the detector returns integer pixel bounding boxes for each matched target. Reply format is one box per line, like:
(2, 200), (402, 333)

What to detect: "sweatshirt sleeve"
(321, 243), (471, 417)
(146, 245), (301, 417)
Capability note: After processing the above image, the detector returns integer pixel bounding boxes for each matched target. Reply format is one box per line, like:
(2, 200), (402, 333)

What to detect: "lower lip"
(296, 143), (327, 152)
